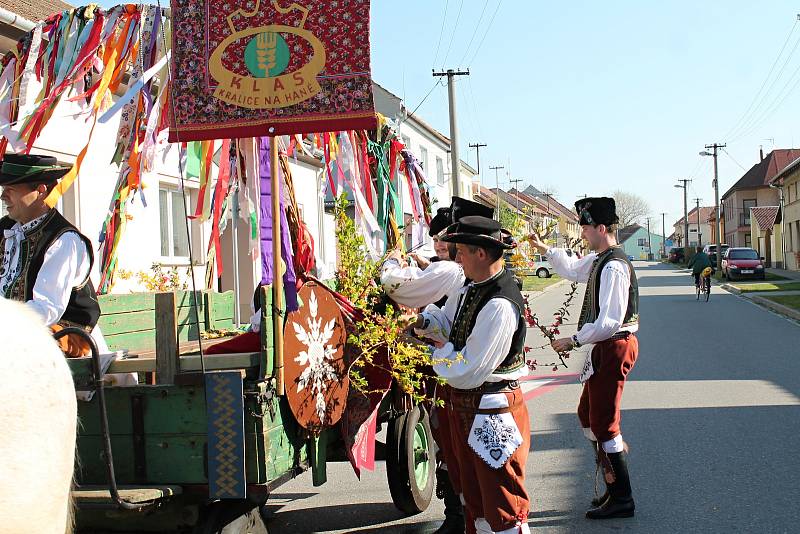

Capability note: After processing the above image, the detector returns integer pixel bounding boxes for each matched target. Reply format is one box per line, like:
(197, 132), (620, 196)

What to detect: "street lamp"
(674, 182), (689, 253)
(700, 145), (724, 270)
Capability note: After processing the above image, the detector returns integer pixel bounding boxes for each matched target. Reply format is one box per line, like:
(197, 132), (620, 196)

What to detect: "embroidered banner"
(169, 0), (376, 141)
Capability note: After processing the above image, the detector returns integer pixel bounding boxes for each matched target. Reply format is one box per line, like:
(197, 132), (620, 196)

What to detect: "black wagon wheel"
(194, 500), (269, 534)
(386, 405), (435, 514)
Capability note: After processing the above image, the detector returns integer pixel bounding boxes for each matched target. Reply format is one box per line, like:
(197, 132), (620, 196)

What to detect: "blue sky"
(98, 1), (800, 227)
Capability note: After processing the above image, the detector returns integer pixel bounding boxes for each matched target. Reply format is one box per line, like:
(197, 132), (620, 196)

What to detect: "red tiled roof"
(750, 206), (780, 232)
(0, 0), (72, 23)
(675, 206), (715, 226)
(722, 149), (800, 200)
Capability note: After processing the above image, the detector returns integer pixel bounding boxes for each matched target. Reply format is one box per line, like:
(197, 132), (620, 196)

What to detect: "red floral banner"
(169, 0), (376, 141)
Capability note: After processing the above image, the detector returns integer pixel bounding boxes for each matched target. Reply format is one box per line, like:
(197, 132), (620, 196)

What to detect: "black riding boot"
(433, 468), (465, 534)
(586, 451), (635, 519)
(590, 441), (609, 507)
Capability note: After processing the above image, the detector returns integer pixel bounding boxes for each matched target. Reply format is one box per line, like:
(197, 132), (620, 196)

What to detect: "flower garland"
(523, 281), (580, 371)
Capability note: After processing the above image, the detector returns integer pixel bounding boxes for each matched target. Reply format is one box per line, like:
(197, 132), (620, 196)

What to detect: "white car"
(531, 253), (554, 278)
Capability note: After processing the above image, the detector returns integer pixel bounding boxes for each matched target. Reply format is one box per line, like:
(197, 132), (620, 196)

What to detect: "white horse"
(0, 298), (77, 534)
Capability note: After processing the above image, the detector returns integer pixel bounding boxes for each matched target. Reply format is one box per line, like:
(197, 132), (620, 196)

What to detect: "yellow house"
(770, 156), (800, 271)
(749, 207), (782, 267)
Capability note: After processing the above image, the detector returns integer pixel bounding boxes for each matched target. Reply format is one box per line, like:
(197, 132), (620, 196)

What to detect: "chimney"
(760, 146), (764, 161)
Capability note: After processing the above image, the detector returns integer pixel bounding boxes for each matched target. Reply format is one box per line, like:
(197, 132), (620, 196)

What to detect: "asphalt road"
(264, 262), (800, 533)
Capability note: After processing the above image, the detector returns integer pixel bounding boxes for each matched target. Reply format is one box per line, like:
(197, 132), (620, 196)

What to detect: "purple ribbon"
(259, 137), (298, 312)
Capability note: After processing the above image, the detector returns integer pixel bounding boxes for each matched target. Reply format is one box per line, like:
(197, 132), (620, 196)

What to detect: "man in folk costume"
(413, 215), (531, 534)
(0, 154), (101, 357)
(529, 197), (639, 519)
(381, 197), (493, 534)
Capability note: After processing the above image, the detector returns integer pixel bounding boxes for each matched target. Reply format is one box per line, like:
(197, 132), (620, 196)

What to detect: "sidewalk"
(767, 267), (800, 280)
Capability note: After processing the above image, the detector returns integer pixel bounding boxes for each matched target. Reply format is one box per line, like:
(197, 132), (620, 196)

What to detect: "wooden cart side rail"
(97, 290), (236, 353)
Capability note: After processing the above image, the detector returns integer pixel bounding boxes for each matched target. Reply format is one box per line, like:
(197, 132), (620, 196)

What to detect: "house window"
(742, 199), (756, 225)
(401, 135), (410, 149)
(436, 156), (444, 186)
(637, 238), (647, 246)
(159, 188), (191, 258)
(420, 146), (428, 172)
(744, 234), (752, 248)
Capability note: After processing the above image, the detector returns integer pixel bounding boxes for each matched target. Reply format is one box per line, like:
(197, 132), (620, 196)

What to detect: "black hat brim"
(0, 167), (70, 186)
(440, 231), (512, 249)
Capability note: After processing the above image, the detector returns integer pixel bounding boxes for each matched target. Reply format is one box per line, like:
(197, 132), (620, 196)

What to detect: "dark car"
(703, 243), (730, 267)
(722, 248), (766, 280)
(668, 247), (685, 263)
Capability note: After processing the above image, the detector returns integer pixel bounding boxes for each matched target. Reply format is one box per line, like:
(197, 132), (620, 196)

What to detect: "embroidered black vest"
(448, 269), (526, 375)
(577, 247), (639, 332)
(0, 211), (100, 330)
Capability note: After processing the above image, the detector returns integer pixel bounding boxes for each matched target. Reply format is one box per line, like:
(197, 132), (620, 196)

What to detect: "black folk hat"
(0, 153), (71, 186)
(428, 207), (452, 237)
(440, 215), (513, 250)
(574, 197), (619, 226)
(429, 196), (494, 237)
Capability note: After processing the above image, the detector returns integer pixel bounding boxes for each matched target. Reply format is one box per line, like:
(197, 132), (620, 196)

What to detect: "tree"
(612, 191), (650, 227)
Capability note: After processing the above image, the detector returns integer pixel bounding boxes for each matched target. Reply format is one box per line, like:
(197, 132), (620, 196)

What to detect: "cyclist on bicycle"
(688, 246), (714, 287)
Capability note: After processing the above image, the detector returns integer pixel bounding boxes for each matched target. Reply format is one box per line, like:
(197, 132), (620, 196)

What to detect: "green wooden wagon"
(66, 286), (436, 533)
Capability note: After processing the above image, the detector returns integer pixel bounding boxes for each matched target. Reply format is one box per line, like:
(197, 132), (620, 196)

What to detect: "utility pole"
(433, 69), (470, 197)
(675, 179), (691, 259)
(646, 216), (653, 260)
(701, 143), (725, 269)
(660, 212), (667, 257)
(509, 178), (523, 212)
(490, 165), (504, 221)
(693, 198), (702, 247)
(469, 142), (487, 178)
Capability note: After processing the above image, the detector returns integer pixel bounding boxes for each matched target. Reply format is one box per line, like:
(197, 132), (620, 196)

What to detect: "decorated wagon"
(0, 1), (441, 531)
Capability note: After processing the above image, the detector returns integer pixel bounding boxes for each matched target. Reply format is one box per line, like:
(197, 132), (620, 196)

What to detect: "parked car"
(668, 247), (685, 263)
(532, 253), (553, 278)
(503, 251), (524, 290)
(703, 243), (729, 266)
(722, 248), (766, 280)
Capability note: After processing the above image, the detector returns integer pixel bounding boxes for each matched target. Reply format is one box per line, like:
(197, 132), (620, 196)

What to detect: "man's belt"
(601, 331), (635, 343)
(456, 379), (519, 394)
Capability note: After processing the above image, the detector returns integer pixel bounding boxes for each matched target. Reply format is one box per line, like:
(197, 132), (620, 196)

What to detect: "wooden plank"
(104, 330), (157, 352)
(72, 352), (261, 374)
(98, 310), (154, 336)
(211, 291), (234, 321)
(155, 292), (179, 384)
(98, 293), (156, 314)
(204, 291), (215, 330)
(73, 485), (182, 505)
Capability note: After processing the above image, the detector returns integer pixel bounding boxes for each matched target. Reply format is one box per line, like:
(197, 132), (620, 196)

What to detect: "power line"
(720, 147), (748, 171)
(431, 0), (450, 68)
(468, 0), (503, 66)
(401, 79), (443, 125)
(730, 60), (800, 142)
(442, 0), (465, 66)
(459, 0), (490, 66)
(722, 15), (800, 141)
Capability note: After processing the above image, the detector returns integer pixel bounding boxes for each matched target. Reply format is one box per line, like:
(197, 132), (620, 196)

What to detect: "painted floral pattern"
(291, 290), (338, 424)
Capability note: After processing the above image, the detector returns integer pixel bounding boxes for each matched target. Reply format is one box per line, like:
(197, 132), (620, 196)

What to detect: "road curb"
(749, 295), (800, 322)
(720, 283), (741, 295)
(524, 278), (570, 300)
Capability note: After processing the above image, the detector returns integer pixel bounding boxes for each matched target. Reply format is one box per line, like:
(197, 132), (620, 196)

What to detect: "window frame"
(159, 185), (194, 263)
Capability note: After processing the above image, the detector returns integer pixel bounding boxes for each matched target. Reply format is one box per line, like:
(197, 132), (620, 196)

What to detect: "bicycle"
(695, 266), (712, 302)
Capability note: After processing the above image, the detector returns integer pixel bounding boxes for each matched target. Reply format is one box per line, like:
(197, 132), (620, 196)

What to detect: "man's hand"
(551, 337), (574, 353)
(526, 232), (549, 254)
(398, 313), (423, 330)
(386, 248), (404, 263)
(408, 253), (430, 270)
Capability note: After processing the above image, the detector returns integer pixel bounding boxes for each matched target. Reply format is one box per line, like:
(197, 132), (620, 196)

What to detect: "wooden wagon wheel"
(284, 281), (348, 432)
